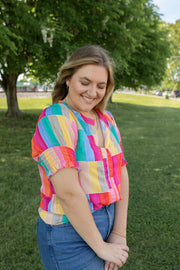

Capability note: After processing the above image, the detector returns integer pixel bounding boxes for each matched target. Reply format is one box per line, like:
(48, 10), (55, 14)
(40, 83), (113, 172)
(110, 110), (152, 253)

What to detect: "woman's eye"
(81, 82), (89, 86)
(98, 85), (106, 90)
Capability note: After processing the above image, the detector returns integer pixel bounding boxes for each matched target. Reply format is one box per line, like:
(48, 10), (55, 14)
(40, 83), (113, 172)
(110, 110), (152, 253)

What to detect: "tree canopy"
(161, 20), (180, 91)
(0, 0), (171, 117)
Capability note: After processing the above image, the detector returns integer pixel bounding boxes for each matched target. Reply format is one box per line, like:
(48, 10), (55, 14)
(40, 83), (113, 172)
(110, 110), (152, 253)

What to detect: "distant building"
(16, 81), (37, 92)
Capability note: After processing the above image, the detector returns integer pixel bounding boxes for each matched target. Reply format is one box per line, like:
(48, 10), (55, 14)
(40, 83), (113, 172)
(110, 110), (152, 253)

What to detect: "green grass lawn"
(0, 93), (180, 269)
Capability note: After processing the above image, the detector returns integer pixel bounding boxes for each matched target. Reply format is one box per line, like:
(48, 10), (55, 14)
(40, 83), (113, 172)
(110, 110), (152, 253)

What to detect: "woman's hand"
(104, 232), (129, 270)
(95, 238), (129, 269)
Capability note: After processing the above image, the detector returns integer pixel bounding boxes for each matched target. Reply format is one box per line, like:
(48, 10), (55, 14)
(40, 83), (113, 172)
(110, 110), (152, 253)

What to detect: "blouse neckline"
(59, 100), (102, 126)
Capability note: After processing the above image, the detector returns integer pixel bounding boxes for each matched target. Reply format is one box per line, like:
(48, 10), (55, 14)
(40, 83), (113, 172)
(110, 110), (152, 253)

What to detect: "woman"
(32, 45), (129, 270)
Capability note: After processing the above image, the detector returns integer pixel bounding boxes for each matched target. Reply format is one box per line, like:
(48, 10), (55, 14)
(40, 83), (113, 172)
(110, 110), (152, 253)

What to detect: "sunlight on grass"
(0, 97), (6, 108)
(19, 98), (52, 110)
(113, 92), (180, 108)
(0, 97), (51, 111)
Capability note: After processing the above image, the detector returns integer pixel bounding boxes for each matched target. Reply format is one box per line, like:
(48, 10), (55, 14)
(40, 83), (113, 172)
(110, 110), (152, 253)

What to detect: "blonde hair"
(52, 45), (114, 111)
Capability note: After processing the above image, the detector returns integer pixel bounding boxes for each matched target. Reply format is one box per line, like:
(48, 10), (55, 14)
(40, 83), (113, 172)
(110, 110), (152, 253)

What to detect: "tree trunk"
(3, 73), (23, 118)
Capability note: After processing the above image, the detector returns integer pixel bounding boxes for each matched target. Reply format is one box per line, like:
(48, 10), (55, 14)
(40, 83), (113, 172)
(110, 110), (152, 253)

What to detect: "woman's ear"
(66, 78), (70, 89)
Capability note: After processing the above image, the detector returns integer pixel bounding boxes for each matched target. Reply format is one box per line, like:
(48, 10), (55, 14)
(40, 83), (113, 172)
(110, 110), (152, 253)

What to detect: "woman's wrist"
(93, 240), (108, 258)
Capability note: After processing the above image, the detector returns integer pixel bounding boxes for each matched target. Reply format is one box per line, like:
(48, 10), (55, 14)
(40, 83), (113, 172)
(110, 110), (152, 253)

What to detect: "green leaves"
(159, 19), (180, 91)
(0, 0), (171, 97)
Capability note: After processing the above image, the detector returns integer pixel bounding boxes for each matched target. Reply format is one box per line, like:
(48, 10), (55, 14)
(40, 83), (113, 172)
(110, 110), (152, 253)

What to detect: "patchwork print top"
(32, 101), (127, 225)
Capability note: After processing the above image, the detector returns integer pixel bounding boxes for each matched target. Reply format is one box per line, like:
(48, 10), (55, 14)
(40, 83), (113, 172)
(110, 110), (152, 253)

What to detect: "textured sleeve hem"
(39, 146), (80, 177)
(122, 159), (128, 167)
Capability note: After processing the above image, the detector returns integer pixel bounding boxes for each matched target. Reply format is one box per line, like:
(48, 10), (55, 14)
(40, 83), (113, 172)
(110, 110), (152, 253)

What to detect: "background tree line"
(160, 20), (180, 91)
(0, 0), (172, 117)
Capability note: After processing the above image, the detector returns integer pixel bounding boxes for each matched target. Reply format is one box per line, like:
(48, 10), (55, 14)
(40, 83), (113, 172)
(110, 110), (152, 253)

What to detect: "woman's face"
(65, 64), (108, 116)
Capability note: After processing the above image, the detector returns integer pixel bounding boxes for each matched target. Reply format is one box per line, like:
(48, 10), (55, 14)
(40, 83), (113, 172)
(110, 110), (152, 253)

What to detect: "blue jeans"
(37, 203), (115, 270)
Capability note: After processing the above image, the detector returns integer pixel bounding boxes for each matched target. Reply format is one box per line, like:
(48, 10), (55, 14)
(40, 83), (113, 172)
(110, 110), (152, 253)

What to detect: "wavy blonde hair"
(52, 45), (114, 111)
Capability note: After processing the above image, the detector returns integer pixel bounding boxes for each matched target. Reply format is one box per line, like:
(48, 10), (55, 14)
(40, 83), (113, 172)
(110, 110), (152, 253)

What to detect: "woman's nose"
(88, 85), (97, 97)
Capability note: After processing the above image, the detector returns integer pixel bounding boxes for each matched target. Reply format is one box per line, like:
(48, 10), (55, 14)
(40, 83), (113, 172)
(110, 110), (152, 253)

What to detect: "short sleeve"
(32, 107), (79, 177)
(106, 111), (128, 167)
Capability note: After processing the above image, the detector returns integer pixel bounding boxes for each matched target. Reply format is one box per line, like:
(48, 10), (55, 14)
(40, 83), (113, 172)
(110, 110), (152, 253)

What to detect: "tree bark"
(3, 73), (23, 118)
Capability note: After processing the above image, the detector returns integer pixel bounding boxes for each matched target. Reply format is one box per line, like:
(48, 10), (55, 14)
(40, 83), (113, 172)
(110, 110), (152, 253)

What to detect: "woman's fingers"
(105, 262), (121, 270)
(109, 263), (120, 270)
(121, 250), (129, 263)
(105, 262), (110, 270)
(104, 249), (128, 269)
(121, 244), (129, 252)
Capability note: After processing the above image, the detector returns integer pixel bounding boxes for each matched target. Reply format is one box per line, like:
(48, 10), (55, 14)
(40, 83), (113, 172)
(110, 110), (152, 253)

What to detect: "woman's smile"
(81, 95), (96, 104)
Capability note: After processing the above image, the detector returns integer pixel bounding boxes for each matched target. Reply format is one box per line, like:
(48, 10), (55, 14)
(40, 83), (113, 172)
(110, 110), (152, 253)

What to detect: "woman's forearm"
(59, 187), (105, 253)
(112, 166), (129, 236)
(51, 168), (104, 253)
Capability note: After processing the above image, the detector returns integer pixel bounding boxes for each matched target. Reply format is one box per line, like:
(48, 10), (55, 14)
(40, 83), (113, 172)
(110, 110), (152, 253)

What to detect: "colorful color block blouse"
(32, 101), (127, 225)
